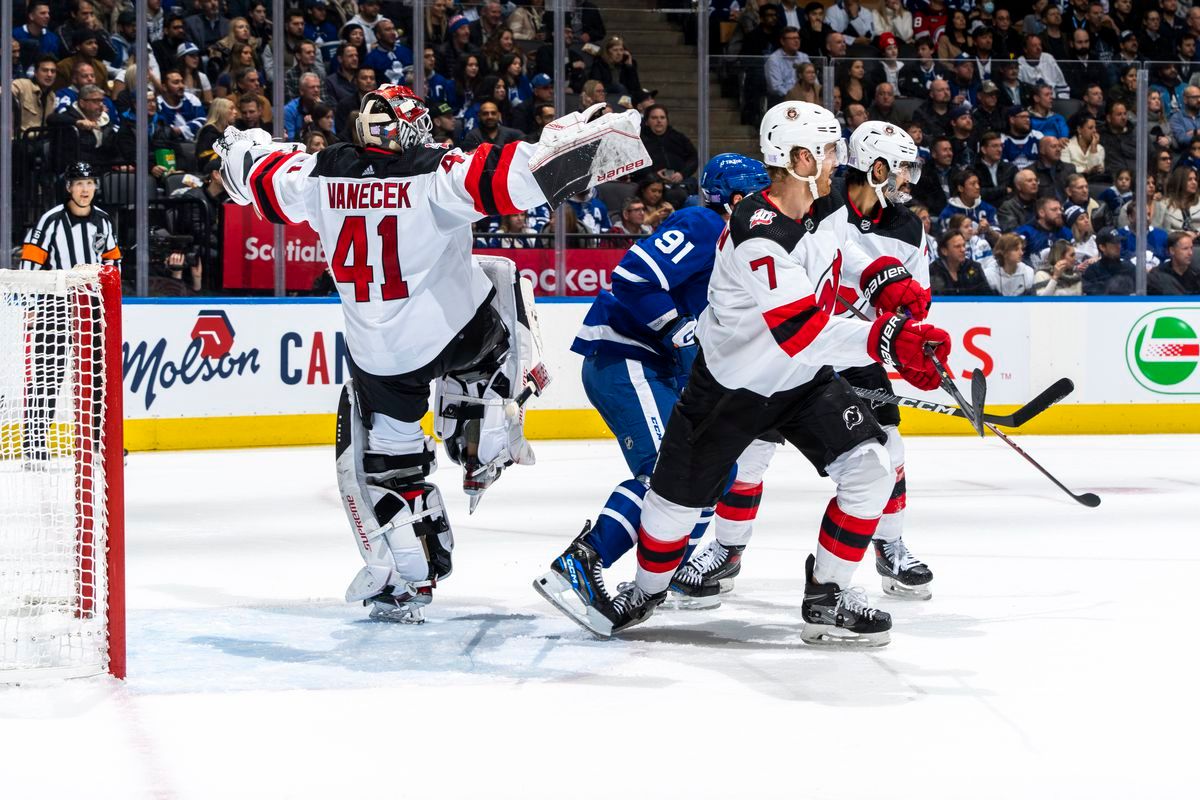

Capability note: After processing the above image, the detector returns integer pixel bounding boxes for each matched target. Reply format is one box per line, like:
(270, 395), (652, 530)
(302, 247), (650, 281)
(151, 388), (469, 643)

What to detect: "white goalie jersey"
(224, 138), (548, 376)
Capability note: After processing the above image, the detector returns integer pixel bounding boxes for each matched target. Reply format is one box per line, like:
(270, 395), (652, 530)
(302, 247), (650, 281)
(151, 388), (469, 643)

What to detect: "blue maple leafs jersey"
(571, 206), (727, 368)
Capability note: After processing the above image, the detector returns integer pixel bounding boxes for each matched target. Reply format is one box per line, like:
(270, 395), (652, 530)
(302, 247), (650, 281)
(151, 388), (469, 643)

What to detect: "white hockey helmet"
(759, 101), (846, 196)
(356, 84), (433, 151)
(846, 120), (923, 207)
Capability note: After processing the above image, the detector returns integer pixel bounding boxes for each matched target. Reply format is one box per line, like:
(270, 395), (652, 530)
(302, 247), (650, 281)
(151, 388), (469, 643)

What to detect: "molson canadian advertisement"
(118, 298), (1200, 450)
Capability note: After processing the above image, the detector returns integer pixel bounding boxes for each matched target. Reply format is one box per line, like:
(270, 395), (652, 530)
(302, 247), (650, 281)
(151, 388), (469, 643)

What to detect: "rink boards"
(115, 297), (1200, 450)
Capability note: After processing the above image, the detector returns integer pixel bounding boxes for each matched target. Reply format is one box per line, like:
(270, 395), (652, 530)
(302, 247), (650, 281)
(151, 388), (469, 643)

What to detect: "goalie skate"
(873, 538), (933, 600)
(366, 584), (433, 624)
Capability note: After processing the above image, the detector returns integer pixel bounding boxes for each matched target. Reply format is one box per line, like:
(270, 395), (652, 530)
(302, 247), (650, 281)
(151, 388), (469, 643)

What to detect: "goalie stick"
(852, 377), (1075, 428)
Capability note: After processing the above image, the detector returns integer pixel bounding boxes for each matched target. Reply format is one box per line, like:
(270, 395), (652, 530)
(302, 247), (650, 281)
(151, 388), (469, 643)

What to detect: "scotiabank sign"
(221, 205), (621, 296)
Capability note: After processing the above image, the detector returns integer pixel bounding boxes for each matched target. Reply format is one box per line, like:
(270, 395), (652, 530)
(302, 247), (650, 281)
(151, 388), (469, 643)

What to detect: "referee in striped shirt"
(20, 162), (121, 271)
(17, 162), (120, 463)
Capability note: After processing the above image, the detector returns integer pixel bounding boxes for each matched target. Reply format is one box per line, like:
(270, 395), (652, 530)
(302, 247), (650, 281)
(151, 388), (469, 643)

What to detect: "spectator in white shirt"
(825, 0), (875, 46)
(986, 233), (1039, 295)
(1018, 33), (1069, 98)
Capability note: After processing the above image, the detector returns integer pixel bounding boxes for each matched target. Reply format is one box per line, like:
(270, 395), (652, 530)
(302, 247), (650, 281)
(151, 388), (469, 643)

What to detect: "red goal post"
(0, 264), (124, 680)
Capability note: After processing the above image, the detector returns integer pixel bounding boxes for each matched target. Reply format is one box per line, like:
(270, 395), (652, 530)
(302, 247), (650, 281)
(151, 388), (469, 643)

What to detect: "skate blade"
(800, 623), (890, 648)
(532, 571), (613, 639)
(661, 590), (721, 611)
(881, 576), (932, 601)
(717, 577), (736, 594)
(368, 605), (427, 624)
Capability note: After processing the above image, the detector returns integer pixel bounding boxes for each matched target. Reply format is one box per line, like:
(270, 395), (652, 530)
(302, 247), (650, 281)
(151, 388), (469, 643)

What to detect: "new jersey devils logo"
(815, 250), (844, 315)
(843, 406), (863, 430)
(749, 208), (776, 228)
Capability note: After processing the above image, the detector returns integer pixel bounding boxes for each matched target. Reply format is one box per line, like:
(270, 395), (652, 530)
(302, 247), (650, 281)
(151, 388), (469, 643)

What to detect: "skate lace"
(612, 584), (648, 614)
(837, 587), (879, 621)
(883, 539), (925, 571)
(692, 541), (728, 574)
(589, 558), (609, 598)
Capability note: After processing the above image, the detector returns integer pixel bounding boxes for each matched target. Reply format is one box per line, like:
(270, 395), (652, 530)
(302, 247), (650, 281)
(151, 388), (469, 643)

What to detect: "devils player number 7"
(330, 216), (410, 302)
(749, 255), (777, 290)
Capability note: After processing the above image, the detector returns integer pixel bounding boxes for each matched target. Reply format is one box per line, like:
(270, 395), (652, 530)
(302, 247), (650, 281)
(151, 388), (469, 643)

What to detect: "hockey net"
(0, 265), (125, 680)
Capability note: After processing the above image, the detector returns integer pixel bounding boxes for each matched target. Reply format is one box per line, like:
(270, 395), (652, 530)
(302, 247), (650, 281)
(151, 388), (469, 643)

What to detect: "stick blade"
(1009, 378), (1076, 427)
(1077, 492), (1102, 508)
(970, 369), (987, 438)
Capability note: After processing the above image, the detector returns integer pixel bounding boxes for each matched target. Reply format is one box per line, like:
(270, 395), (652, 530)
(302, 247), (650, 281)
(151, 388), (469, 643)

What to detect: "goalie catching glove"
(869, 313), (950, 392)
(214, 127), (305, 207)
(528, 103), (651, 207)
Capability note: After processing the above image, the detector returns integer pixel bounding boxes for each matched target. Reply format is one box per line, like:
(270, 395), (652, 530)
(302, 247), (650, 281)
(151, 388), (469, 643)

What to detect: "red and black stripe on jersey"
(841, 189), (925, 249)
(636, 528), (688, 574)
(716, 481), (762, 522)
(250, 151), (300, 225)
(817, 497), (879, 562)
(762, 293), (829, 356)
(463, 141), (523, 216)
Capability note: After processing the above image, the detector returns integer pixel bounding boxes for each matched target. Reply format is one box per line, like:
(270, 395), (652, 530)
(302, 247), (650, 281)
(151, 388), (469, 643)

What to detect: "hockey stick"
(927, 348), (1098, 506)
(925, 347), (984, 436)
(979, 420), (1102, 507)
(851, 377), (1075, 428)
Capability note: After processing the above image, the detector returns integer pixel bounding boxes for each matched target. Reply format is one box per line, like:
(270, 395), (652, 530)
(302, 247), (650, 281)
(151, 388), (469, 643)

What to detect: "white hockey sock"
(635, 490), (703, 595)
(714, 480), (762, 547)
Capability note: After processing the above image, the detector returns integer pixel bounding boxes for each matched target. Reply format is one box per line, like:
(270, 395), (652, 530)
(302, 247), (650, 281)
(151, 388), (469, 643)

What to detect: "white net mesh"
(0, 266), (114, 679)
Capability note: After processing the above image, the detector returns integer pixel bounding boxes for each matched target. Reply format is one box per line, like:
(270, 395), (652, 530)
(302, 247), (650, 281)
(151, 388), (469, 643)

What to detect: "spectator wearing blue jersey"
(365, 18), (413, 88)
(540, 155), (772, 614)
(1099, 169), (1134, 217)
(303, 0), (339, 44)
(1028, 84), (1069, 139)
(1016, 196), (1072, 256)
(1002, 106), (1044, 170)
(940, 170), (999, 229)
(156, 69), (206, 141)
(567, 189), (612, 239)
(1117, 207), (1169, 267)
(499, 53), (533, 106)
(13, 3), (63, 59)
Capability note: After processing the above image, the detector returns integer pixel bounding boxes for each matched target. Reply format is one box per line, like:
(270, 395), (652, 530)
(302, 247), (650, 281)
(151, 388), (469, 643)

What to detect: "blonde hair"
(205, 97), (236, 129)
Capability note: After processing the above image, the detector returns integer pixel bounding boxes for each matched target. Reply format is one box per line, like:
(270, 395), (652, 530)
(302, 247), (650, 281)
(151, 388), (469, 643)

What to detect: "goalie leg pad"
(336, 383), (454, 600)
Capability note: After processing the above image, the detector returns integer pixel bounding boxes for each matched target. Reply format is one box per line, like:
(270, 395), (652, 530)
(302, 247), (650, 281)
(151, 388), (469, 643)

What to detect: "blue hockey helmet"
(700, 153), (770, 207)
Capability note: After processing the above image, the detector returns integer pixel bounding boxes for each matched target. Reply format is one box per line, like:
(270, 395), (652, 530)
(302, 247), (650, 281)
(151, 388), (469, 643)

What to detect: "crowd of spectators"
(7, 0), (710, 290)
(7, 1), (1200, 296)
(715, 0), (1200, 295)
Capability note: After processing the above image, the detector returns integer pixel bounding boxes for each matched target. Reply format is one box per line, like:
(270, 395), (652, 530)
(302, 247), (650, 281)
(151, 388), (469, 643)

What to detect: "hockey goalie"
(217, 85), (650, 623)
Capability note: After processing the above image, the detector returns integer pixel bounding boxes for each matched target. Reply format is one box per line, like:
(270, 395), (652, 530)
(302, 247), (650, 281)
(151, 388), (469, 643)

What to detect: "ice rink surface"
(1, 434), (1196, 799)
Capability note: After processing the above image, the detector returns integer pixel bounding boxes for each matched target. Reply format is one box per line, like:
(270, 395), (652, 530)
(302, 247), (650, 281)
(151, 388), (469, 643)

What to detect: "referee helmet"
(65, 162), (98, 186)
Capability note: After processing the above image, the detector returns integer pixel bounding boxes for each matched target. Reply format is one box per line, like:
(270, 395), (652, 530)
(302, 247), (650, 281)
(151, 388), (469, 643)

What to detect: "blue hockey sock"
(683, 508), (714, 563)
(583, 479), (647, 568)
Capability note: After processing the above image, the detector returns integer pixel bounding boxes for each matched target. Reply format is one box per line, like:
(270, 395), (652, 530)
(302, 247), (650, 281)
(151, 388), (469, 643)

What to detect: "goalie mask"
(356, 84), (433, 151)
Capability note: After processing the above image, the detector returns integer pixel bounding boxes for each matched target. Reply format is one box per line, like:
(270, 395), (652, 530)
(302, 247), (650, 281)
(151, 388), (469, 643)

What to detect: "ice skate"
(678, 540), (745, 594)
(533, 521), (616, 636)
(665, 540), (744, 609)
(604, 582), (666, 638)
(366, 583), (434, 624)
(873, 538), (933, 600)
(801, 555), (891, 647)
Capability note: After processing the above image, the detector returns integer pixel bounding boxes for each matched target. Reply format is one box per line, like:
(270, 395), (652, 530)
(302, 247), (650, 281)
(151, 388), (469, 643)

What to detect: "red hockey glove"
(861, 257), (931, 321)
(869, 313), (951, 392)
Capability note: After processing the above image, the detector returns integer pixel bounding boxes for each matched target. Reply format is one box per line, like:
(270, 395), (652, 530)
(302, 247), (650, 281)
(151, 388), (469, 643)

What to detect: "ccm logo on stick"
(595, 159), (645, 182)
